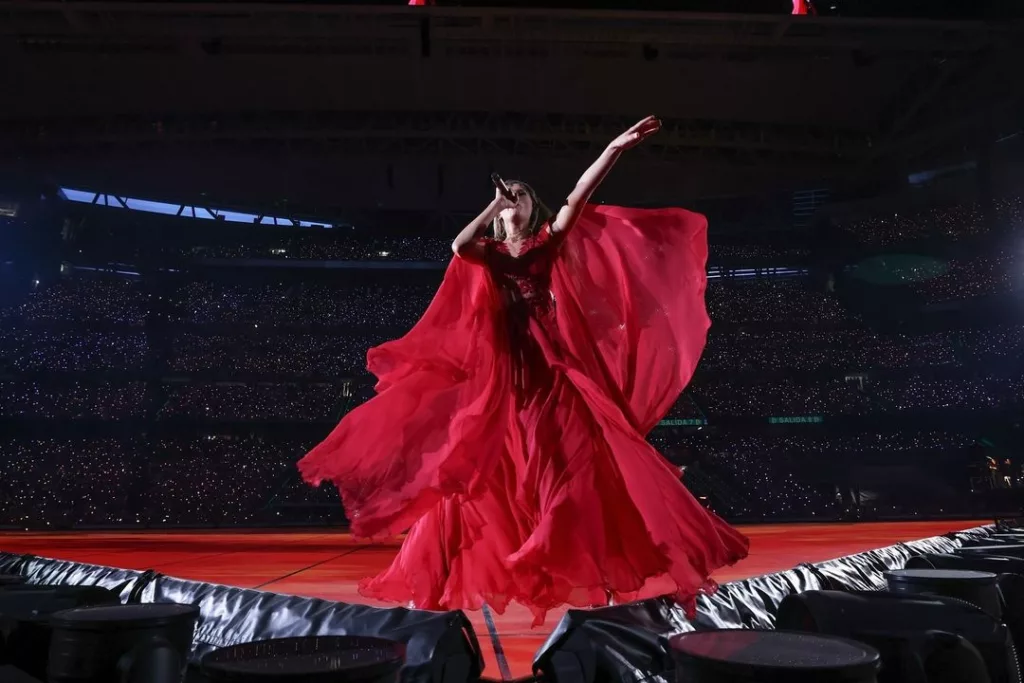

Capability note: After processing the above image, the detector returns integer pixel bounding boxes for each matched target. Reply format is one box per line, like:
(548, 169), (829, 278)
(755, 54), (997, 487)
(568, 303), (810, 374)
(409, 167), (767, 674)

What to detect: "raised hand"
(608, 115), (661, 152)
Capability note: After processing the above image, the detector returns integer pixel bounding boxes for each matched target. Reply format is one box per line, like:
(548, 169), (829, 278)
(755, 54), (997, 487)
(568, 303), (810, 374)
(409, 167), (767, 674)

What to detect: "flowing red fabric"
(792, 0), (816, 15)
(299, 204), (749, 624)
(299, 247), (511, 540)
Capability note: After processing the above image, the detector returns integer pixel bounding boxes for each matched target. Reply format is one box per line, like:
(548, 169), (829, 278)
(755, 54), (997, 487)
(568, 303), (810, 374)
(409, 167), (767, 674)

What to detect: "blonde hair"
(492, 180), (553, 241)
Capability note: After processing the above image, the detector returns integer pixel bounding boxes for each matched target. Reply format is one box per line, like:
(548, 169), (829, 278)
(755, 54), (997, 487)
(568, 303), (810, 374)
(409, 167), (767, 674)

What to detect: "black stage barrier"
(533, 524), (994, 683)
(0, 553), (482, 683)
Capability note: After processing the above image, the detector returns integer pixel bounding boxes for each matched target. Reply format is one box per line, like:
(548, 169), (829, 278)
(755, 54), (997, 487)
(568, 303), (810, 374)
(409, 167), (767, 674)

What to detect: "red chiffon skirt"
(300, 206), (749, 625)
(359, 299), (748, 625)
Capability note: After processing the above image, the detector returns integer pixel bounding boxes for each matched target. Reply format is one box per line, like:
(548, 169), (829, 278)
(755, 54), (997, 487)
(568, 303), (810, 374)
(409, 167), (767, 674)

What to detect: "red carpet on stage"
(0, 520), (986, 678)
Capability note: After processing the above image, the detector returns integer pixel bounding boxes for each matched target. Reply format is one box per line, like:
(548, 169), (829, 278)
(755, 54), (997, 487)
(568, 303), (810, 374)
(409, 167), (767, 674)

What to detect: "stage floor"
(0, 520), (985, 678)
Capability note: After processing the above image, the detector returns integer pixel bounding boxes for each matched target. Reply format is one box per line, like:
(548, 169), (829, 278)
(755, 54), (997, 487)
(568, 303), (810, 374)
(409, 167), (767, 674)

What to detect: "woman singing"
(299, 116), (749, 625)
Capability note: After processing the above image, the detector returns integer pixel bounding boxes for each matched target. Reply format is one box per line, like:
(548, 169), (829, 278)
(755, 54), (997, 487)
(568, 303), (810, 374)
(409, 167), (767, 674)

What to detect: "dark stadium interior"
(1, 2), (1023, 682)
(1, 0), (1022, 531)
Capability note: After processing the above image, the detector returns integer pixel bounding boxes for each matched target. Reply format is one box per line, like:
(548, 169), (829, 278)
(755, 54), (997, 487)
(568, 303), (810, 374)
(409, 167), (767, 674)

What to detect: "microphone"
(490, 172), (517, 203)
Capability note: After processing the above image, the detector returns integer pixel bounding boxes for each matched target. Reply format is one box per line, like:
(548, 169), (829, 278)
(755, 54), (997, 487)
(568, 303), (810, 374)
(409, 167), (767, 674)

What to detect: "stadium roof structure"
(0, 2), (1020, 209)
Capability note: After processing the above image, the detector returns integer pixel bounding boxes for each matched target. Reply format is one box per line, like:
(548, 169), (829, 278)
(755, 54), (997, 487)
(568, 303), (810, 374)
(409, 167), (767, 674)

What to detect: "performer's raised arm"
(551, 115), (661, 236)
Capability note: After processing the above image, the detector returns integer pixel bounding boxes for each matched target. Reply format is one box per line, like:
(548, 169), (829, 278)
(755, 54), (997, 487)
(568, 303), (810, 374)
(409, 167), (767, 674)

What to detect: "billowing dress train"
(299, 204), (749, 625)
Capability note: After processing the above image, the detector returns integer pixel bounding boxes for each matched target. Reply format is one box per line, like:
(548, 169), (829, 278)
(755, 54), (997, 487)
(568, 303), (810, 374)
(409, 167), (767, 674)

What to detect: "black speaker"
(961, 546), (1024, 561)
(908, 553), (1024, 578)
(0, 664), (45, 683)
(201, 636), (406, 683)
(886, 569), (1002, 621)
(777, 591), (1016, 683)
(668, 629), (881, 682)
(0, 575), (28, 588)
(0, 585), (121, 679)
(47, 603), (199, 683)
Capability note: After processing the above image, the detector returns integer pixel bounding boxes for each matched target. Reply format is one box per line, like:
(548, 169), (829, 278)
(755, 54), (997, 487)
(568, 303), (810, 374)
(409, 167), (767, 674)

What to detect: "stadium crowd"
(0, 436), (327, 528)
(168, 333), (383, 378)
(159, 383), (343, 422)
(1, 191), (1021, 529)
(174, 281), (438, 328)
(838, 195), (1024, 246)
(0, 430), (995, 528)
(0, 381), (147, 420)
(183, 234), (810, 265)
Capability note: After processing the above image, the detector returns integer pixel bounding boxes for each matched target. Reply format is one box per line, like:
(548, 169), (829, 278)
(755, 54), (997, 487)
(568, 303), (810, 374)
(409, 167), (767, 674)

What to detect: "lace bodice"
(484, 225), (558, 312)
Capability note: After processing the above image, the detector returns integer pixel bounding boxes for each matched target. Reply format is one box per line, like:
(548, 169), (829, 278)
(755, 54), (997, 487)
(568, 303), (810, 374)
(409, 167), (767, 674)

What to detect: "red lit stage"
(0, 520), (987, 678)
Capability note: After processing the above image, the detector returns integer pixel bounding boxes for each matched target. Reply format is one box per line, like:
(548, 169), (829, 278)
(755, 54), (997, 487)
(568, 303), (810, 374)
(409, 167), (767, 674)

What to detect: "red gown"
(299, 204), (749, 625)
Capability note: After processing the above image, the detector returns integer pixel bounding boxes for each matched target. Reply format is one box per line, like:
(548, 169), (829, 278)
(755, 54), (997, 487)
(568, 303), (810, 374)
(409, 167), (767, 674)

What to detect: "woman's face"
(500, 183), (534, 233)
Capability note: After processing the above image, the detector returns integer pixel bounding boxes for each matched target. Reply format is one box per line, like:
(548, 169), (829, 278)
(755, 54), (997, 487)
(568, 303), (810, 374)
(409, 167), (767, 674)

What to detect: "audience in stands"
(1, 192), (1020, 528)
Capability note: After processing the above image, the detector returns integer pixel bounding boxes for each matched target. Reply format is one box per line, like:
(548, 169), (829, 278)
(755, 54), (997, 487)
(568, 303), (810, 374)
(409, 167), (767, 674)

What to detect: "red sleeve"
(549, 205), (709, 435)
(298, 254), (510, 538)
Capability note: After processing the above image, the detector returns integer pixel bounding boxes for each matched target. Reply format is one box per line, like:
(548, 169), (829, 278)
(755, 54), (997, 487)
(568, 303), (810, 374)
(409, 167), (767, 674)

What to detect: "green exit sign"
(768, 416), (824, 424)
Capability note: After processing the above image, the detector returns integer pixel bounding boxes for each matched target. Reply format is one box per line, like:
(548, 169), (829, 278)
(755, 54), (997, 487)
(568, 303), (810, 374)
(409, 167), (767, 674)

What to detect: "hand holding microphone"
(491, 173), (517, 205)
